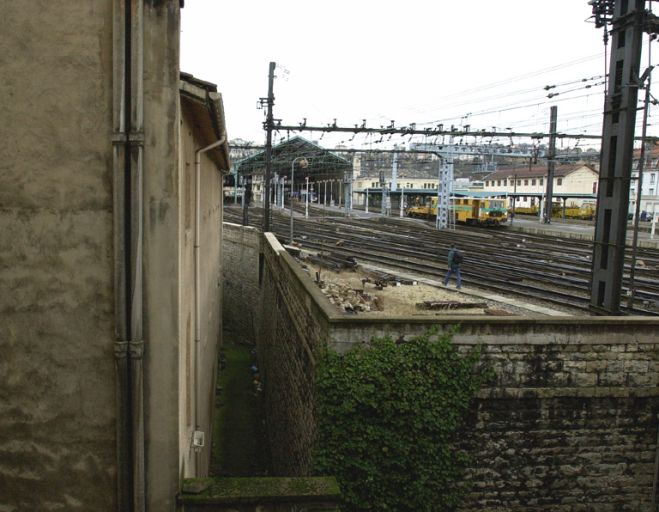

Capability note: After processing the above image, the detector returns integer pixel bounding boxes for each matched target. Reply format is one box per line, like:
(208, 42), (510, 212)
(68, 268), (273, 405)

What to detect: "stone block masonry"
(459, 341), (659, 511)
(257, 233), (332, 476)
(222, 223), (262, 342)
(225, 227), (659, 510)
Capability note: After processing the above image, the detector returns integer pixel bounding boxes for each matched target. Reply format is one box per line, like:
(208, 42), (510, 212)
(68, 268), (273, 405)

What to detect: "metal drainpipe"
(112, 0), (144, 511)
(194, 134), (226, 475)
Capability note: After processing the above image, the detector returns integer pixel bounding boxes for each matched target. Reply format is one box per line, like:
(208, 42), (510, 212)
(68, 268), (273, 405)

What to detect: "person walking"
(443, 244), (463, 289)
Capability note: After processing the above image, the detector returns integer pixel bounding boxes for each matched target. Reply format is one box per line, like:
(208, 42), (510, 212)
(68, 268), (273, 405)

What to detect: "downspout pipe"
(193, 134), (226, 475)
(113, 0), (144, 511)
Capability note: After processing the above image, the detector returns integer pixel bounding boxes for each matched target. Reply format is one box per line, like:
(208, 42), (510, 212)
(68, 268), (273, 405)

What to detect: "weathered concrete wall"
(253, 233), (659, 510)
(222, 223), (261, 342)
(0, 1), (224, 511)
(0, 2), (116, 510)
(142, 2), (185, 510)
(177, 104), (224, 479)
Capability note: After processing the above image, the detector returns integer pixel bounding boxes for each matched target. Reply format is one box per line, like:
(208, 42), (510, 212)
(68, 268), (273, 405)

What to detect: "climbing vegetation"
(313, 328), (492, 512)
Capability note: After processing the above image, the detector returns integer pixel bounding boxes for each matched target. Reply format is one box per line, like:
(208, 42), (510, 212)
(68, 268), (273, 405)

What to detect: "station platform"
(507, 217), (659, 249)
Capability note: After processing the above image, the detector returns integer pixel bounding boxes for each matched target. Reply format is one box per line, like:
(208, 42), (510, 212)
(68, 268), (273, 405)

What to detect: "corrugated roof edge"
(180, 73), (231, 172)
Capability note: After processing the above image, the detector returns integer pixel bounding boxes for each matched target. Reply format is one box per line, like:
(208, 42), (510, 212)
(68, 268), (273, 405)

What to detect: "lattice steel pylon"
(435, 151), (454, 230)
(590, 0), (657, 313)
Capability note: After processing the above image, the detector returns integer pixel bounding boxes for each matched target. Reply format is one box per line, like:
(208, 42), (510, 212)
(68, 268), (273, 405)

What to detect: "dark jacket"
(448, 248), (462, 269)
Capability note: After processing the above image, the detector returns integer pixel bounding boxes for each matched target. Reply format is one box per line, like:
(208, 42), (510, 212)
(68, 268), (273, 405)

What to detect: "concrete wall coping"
(263, 232), (338, 321)
(179, 476), (341, 505)
(328, 315), (659, 328)
(224, 221), (260, 235)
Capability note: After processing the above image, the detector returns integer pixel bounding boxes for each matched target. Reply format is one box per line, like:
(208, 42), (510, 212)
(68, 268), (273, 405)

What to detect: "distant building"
(483, 163), (598, 209)
(630, 146), (659, 220)
(235, 136), (351, 206)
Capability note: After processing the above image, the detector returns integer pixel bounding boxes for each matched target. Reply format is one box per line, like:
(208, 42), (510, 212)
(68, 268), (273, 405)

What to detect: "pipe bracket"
(128, 132), (145, 145)
(114, 341), (129, 359)
(129, 340), (145, 359)
(112, 132), (128, 144)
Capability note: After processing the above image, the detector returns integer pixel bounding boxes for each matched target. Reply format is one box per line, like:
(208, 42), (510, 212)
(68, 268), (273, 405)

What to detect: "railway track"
(225, 205), (659, 316)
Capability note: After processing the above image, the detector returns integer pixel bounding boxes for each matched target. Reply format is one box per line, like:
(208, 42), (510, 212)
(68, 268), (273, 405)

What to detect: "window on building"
(496, 180), (501, 186)
(523, 196), (527, 202)
(517, 179), (521, 186)
(540, 178), (544, 186)
(651, 173), (656, 184)
(557, 178), (563, 186)
(649, 188), (655, 195)
(532, 179), (536, 186)
(524, 179), (529, 186)
(486, 180), (490, 187)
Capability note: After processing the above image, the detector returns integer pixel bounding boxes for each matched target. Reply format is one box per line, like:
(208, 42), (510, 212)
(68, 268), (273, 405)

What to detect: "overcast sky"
(181, 1), (657, 151)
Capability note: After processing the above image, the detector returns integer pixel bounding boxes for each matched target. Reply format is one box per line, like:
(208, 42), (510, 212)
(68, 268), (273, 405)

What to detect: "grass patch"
(210, 338), (271, 476)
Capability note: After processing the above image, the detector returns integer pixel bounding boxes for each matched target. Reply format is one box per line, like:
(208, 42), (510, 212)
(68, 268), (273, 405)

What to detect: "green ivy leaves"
(313, 328), (492, 512)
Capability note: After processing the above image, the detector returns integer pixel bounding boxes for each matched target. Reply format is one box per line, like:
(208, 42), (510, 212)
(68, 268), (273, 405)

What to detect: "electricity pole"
(589, 0), (659, 313)
(263, 61), (276, 233)
(544, 106), (557, 223)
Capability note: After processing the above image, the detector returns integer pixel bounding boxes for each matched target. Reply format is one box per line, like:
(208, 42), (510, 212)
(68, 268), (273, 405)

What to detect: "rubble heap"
(319, 282), (383, 313)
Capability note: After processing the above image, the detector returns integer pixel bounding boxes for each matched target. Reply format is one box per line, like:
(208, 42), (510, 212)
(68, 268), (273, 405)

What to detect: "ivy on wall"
(313, 329), (492, 512)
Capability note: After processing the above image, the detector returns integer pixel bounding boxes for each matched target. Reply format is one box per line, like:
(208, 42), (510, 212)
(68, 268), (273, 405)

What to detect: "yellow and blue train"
(406, 197), (508, 226)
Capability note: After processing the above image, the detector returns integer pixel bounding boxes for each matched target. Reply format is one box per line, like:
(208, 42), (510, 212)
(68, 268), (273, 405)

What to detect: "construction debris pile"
(318, 282), (384, 314)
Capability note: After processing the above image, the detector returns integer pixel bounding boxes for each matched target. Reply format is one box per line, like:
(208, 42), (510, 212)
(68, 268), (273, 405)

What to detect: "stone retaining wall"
(257, 233), (332, 476)
(228, 227), (659, 510)
(222, 223), (261, 342)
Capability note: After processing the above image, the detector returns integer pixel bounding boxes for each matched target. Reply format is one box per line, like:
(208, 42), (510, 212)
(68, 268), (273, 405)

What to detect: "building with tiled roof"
(483, 163), (598, 209)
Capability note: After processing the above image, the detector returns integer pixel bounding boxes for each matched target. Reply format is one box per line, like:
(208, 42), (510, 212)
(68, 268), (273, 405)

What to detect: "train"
(512, 202), (595, 220)
(406, 197), (508, 226)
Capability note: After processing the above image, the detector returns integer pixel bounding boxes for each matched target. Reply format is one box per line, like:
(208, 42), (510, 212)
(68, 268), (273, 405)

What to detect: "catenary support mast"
(590, 0), (646, 313)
